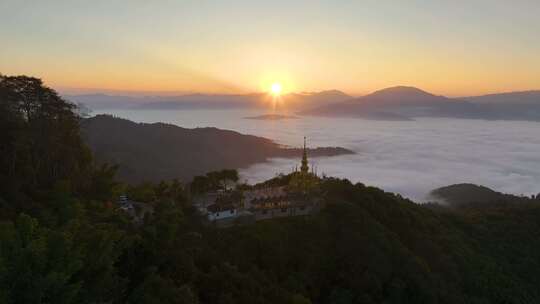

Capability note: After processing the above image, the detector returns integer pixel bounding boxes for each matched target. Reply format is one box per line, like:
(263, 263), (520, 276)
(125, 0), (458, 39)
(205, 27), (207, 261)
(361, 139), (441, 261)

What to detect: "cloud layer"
(238, 116), (540, 202)
(100, 109), (540, 203)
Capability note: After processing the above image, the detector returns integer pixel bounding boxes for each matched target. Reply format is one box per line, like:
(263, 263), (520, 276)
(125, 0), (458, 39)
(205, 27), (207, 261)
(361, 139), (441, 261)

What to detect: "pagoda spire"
(300, 136), (309, 174)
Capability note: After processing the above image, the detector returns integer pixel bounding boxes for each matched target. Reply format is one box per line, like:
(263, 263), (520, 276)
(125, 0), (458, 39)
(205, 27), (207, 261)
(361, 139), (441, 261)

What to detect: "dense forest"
(429, 183), (538, 206)
(2, 74), (540, 303)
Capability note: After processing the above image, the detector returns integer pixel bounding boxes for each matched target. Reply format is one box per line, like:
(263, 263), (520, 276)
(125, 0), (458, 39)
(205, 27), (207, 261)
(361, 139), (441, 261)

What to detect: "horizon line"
(57, 85), (540, 99)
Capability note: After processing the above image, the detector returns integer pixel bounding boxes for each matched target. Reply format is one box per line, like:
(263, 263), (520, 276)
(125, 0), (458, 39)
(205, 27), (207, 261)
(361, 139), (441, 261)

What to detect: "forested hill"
(81, 115), (353, 182)
(4, 74), (540, 303)
(429, 183), (535, 206)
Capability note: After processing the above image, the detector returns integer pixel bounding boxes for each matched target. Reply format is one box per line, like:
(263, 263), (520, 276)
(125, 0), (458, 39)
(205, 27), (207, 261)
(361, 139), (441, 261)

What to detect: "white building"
(206, 203), (239, 221)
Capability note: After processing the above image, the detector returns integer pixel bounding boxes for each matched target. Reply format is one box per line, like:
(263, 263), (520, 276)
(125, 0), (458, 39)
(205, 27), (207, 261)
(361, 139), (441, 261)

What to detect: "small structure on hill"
(193, 189), (248, 225)
(206, 203), (239, 221)
(243, 186), (318, 221)
(195, 137), (322, 225)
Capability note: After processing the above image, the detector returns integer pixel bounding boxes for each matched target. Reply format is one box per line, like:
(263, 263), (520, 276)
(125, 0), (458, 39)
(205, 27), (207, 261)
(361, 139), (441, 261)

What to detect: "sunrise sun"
(270, 82), (282, 96)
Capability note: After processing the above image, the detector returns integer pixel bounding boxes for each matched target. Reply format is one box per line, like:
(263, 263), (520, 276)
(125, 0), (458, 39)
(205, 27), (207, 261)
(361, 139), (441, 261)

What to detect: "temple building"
(241, 137), (321, 221)
(300, 136), (309, 174)
(197, 137), (321, 225)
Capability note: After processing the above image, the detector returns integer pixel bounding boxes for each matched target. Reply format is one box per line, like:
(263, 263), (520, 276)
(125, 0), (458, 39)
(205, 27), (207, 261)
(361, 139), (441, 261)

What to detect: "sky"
(1, 0), (539, 96)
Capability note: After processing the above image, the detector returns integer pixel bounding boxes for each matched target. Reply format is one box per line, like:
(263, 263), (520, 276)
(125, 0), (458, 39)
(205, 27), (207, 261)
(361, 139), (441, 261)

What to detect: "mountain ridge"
(81, 114), (354, 183)
(302, 86), (540, 121)
(67, 90), (351, 111)
(462, 90), (540, 103)
(68, 86), (540, 121)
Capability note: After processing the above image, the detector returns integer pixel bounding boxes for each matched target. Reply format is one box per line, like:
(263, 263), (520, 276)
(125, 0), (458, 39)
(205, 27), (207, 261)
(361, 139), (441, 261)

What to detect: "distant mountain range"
(81, 115), (353, 183)
(244, 114), (298, 120)
(67, 90), (351, 111)
(67, 87), (540, 121)
(463, 90), (540, 104)
(460, 91), (540, 121)
(302, 86), (540, 121)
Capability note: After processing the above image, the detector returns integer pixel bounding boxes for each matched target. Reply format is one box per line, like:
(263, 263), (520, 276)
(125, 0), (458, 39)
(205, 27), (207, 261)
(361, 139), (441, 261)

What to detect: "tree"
(128, 182), (157, 203)
(72, 222), (126, 303)
(129, 272), (198, 304)
(289, 294), (312, 304)
(0, 75), (92, 200)
(190, 169), (239, 194)
(0, 214), (82, 304)
(85, 163), (120, 201)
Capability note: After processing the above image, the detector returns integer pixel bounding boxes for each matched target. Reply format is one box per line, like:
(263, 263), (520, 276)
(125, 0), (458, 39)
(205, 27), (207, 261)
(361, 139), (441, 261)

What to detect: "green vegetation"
(2, 75), (540, 303)
(430, 183), (538, 206)
(190, 169), (239, 194)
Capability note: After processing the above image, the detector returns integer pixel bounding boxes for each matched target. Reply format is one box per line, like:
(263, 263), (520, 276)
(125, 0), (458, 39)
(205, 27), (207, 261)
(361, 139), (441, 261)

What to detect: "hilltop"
(301, 86), (479, 120)
(302, 86), (540, 121)
(429, 183), (534, 207)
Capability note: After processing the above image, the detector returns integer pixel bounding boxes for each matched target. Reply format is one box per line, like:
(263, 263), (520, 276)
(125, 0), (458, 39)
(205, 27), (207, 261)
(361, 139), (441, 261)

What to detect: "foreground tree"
(0, 214), (82, 303)
(190, 169), (239, 194)
(0, 75), (92, 204)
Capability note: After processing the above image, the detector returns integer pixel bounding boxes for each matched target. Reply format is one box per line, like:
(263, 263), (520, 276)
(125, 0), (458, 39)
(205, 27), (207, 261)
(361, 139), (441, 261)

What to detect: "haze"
(2, 0), (540, 96)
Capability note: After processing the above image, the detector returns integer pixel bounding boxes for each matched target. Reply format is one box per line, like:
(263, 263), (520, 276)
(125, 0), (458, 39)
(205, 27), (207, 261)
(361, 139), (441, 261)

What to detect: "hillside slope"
(429, 183), (529, 206)
(6, 74), (540, 304)
(81, 115), (353, 182)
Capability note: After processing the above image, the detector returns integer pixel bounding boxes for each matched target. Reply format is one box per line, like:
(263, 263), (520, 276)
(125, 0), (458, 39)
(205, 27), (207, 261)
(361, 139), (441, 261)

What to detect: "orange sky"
(1, 1), (539, 97)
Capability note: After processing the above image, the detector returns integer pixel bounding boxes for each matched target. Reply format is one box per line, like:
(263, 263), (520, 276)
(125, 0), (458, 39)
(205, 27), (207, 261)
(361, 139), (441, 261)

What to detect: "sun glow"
(270, 82), (282, 96)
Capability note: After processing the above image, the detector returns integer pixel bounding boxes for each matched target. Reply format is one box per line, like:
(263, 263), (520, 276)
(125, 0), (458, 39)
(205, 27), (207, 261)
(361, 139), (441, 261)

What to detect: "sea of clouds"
(237, 116), (540, 202)
(99, 109), (540, 202)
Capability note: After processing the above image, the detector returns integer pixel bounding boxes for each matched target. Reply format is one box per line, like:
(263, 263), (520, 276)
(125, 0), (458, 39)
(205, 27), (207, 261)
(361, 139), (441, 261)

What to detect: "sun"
(270, 82), (282, 96)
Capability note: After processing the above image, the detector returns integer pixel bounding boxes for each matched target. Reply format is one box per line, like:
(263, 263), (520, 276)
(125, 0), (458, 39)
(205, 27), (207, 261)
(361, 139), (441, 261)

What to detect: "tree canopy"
(0, 75), (92, 206)
(2, 74), (540, 303)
